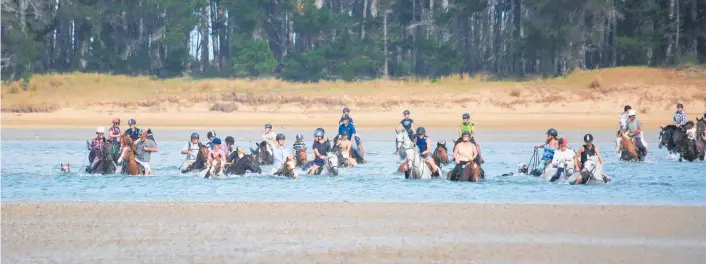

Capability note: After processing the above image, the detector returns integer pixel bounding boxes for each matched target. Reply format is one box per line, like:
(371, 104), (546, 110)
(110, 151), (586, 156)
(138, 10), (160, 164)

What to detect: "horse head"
(326, 154), (339, 176)
(296, 149), (308, 165)
(244, 155), (262, 173)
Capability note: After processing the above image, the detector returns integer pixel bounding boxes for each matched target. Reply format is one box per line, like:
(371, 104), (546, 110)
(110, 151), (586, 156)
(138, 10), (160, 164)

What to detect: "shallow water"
(1, 129), (704, 205)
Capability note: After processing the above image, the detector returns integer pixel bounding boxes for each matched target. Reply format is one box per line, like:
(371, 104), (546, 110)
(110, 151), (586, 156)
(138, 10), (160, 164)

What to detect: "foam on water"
(2, 130), (705, 204)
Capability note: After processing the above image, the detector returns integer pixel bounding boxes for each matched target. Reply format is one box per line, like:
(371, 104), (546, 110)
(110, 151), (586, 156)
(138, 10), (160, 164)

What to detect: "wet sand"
(2, 202), (705, 263)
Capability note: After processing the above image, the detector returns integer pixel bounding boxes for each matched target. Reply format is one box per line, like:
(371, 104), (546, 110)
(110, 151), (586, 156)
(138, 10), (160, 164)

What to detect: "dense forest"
(1, 0), (704, 82)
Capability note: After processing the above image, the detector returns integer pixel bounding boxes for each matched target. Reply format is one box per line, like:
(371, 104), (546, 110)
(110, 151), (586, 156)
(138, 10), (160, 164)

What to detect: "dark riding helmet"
(343, 107), (350, 113)
(296, 134), (304, 140)
(677, 103), (684, 108)
(624, 105), (632, 112)
(340, 115), (350, 122)
(225, 136), (234, 144)
(212, 138), (221, 144)
(546, 128), (558, 137)
(276, 133), (285, 140)
(461, 130), (471, 136)
(265, 123), (272, 129)
(316, 127), (325, 134)
(416, 127), (425, 135)
(462, 113), (470, 119)
(207, 131), (216, 139)
(128, 119), (136, 125)
(190, 133), (200, 139)
(584, 134), (594, 143)
(314, 130), (324, 138)
(403, 110), (410, 115)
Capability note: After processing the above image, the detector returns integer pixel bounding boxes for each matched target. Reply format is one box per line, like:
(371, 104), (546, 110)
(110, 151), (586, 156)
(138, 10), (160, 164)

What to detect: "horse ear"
(660, 126), (663, 129)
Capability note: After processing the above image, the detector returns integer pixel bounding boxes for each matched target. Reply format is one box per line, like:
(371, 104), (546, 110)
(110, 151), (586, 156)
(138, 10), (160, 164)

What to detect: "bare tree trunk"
(666, 0), (675, 64)
(200, 5), (209, 72)
(383, 10), (389, 79)
(210, 2), (220, 70)
(675, 0), (680, 63)
(361, 0), (367, 40)
(691, 0), (698, 56)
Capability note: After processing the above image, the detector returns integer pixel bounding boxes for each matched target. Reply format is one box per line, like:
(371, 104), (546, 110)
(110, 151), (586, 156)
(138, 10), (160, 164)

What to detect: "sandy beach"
(2, 202), (705, 263)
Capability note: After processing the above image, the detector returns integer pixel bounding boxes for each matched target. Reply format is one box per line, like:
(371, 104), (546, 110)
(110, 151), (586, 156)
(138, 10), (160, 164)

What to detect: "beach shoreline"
(2, 202), (705, 263)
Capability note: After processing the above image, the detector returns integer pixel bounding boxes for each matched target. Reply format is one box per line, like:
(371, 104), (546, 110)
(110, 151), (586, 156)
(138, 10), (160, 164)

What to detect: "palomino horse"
(181, 143), (210, 173)
(659, 125), (683, 156)
(616, 130), (642, 161)
(306, 154), (339, 176)
(395, 129), (436, 179)
(226, 154), (262, 175)
(333, 139), (358, 168)
(432, 141), (450, 168)
(273, 156), (298, 178)
(447, 161), (483, 182)
(251, 141), (274, 165)
(119, 134), (144, 175)
(295, 149), (308, 167)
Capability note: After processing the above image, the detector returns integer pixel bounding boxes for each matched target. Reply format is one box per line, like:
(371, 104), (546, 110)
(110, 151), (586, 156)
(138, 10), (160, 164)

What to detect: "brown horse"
(120, 134), (144, 175)
(432, 141), (450, 168)
(616, 130), (639, 161)
(296, 149), (308, 167)
(274, 156), (297, 178)
(447, 161), (484, 182)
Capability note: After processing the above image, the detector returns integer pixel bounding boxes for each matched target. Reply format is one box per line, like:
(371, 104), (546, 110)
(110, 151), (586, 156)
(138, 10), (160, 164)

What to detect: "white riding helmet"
(96, 127), (105, 133)
(627, 109), (637, 116)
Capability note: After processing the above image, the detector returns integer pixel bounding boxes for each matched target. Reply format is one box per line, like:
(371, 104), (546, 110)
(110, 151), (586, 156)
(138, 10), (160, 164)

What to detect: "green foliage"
(233, 40), (278, 77)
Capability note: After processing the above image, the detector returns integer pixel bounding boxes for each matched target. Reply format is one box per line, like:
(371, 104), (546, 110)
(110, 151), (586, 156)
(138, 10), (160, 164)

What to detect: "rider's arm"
(630, 122), (644, 136)
(453, 144), (460, 161)
(595, 146), (604, 164)
(574, 147), (583, 167)
(469, 144), (478, 161)
(423, 137), (431, 155)
(180, 143), (191, 155)
(143, 140), (158, 152)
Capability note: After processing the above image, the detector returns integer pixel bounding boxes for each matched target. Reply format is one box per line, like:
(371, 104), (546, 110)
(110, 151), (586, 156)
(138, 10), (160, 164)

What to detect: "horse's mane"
(664, 124), (680, 130)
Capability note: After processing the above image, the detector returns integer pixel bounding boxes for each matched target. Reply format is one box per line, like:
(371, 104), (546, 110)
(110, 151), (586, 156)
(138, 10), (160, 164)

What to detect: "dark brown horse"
(432, 141), (450, 168)
(447, 161), (484, 182)
(120, 134), (144, 175)
(251, 141), (273, 165)
(182, 142), (210, 173)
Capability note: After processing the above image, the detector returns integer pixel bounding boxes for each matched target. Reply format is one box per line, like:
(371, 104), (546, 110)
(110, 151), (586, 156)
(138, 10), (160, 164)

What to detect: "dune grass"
(2, 66), (705, 113)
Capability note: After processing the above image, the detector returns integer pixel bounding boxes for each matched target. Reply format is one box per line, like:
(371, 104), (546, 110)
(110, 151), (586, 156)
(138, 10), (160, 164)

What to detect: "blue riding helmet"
(461, 130), (471, 136)
(462, 113), (470, 119)
(128, 119), (136, 125)
(677, 103), (684, 108)
(314, 130), (324, 138)
(416, 127), (425, 135)
(191, 133), (200, 139)
(343, 107), (350, 113)
(212, 137), (222, 144)
(296, 134), (304, 140)
(265, 124), (272, 129)
(403, 110), (410, 115)
(276, 133), (285, 140)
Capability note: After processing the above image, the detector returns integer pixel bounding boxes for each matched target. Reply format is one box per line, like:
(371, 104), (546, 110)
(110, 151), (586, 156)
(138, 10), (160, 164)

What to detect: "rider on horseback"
(180, 133), (202, 170)
(309, 130), (331, 174)
(338, 115), (363, 162)
(271, 133), (293, 175)
(135, 130), (158, 175)
(108, 118), (121, 143)
(395, 110), (414, 155)
(87, 127), (106, 172)
(206, 131), (217, 149)
(626, 109), (648, 160)
(531, 128), (559, 176)
(124, 119), (141, 141)
(454, 113), (483, 163)
(223, 136), (235, 157)
(339, 107), (354, 125)
(451, 130), (478, 176)
(549, 138), (576, 182)
(574, 134), (604, 171)
(413, 127), (441, 176)
(206, 137), (226, 177)
(336, 131), (357, 167)
(293, 134), (307, 157)
(263, 124), (276, 153)
(674, 103), (687, 128)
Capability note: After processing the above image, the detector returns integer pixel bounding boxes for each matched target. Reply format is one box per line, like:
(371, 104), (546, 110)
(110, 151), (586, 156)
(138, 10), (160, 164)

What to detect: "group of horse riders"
(87, 118), (158, 175)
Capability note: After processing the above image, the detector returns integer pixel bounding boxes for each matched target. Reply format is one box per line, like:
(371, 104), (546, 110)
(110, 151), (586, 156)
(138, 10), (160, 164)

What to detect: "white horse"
(542, 158), (575, 182)
(567, 157), (612, 185)
(395, 129), (435, 179)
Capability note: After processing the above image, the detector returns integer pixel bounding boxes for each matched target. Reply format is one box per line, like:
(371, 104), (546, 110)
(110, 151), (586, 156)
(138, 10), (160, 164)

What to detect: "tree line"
(2, 0), (704, 82)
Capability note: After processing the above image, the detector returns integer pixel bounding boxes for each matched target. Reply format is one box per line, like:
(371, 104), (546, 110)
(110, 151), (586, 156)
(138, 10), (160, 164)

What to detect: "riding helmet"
(462, 130), (471, 136)
(584, 134), (594, 143)
(462, 113), (470, 119)
(314, 130), (324, 138)
(207, 131), (216, 138)
(128, 119), (136, 125)
(264, 123), (272, 129)
(627, 109), (637, 116)
(276, 133), (285, 140)
(316, 127), (325, 134)
(112, 117), (121, 124)
(340, 115), (350, 122)
(403, 110), (410, 115)
(546, 128), (558, 137)
(212, 137), (222, 144)
(96, 127), (105, 133)
(677, 103), (684, 108)
(296, 134), (304, 140)
(191, 132), (200, 139)
(559, 138), (568, 146)
(225, 136), (235, 144)
(416, 127), (425, 135)
(343, 107), (350, 113)
(624, 105), (632, 112)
